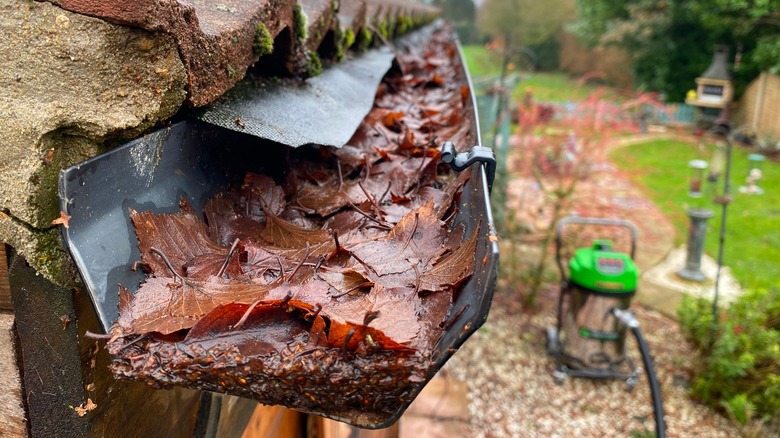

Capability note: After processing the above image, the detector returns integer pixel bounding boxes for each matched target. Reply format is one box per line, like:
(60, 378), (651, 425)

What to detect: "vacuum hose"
(612, 309), (666, 438)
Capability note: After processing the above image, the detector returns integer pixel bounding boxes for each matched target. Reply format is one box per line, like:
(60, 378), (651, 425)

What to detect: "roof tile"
(48, 0), (439, 106)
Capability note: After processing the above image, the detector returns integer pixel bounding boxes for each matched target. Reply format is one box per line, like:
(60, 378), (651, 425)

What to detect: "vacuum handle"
(555, 216), (639, 282)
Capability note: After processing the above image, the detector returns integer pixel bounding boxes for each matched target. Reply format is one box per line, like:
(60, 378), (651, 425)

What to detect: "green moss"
(226, 63), (236, 78)
(388, 19), (397, 38)
(293, 4), (307, 44)
(305, 51), (322, 77)
(343, 28), (356, 49)
(334, 27), (346, 61)
(378, 20), (389, 40)
(396, 19), (406, 36)
(29, 133), (104, 232)
(253, 23), (273, 56)
(34, 228), (76, 286)
(357, 27), (372, 52)
(397, 16), (412, 35)
(31, 167), (61, 230)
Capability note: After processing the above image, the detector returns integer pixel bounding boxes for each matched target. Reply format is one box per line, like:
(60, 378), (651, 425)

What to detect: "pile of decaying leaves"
(106, 27), (478, 423)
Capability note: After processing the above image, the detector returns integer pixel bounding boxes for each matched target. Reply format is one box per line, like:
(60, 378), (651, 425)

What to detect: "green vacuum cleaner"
(546, 216), (666, 437)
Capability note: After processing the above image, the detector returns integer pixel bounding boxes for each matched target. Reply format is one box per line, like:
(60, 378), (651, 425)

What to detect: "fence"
(544, 100), (695, 128)
(734, 72), (780, 141)
(651, 103), (695, 126)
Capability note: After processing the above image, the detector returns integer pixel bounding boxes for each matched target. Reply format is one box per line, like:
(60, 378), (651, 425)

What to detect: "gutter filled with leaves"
(60, 24), (497, 428)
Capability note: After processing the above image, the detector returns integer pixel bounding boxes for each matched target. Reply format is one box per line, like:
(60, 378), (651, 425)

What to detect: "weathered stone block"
(49, 0), (297, 106)
(0, 0), (187, 285)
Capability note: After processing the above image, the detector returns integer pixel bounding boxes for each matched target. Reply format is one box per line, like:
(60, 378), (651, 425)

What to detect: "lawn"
(460, 44), (501, 78)
(610, 139), (780, 291)
(460, 44), (612, 102)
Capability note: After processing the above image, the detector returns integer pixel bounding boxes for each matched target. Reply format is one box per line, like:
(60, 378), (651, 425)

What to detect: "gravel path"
(444, 288), (740, 437)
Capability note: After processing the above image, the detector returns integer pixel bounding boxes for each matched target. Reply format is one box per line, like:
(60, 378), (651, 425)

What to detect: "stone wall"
(0, 0), (188, 286)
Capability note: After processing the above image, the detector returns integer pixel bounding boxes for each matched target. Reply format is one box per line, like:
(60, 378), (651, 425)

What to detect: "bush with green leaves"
(678, 288), (780, 425)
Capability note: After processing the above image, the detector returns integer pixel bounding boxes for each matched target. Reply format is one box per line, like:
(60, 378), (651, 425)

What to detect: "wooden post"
(0, 244), (11, 311)
(9, 254), (202, 437)
(308, 416), (399, 438)
(0, 314), (26, 437)
(242, 405), (304, 438)
(241, 407), (400, 438)
(0, 243), (26, 437)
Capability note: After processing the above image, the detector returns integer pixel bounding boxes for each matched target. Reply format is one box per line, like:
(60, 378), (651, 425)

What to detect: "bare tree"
(477, 0), (574, 76)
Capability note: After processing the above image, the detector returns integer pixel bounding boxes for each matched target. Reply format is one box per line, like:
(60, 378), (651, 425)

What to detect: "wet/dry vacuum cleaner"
(546, 216), (666, 438)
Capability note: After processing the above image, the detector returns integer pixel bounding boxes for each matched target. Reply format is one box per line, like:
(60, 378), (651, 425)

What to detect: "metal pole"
(712, 131), (732, 319)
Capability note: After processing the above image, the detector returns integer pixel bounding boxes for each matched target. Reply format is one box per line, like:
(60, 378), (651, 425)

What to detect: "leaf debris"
(104, 26), (483, 425)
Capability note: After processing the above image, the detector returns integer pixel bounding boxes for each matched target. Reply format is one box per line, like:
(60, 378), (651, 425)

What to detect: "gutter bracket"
(441, 141), (496, 193)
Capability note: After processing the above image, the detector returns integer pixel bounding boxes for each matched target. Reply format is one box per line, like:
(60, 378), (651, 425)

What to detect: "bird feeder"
(688, 160), (708, 198)
(740, 153), (766, 195)
(681, 158), (715, 282)
(748, 153), (765, 176)
(685, 46), (734, 109)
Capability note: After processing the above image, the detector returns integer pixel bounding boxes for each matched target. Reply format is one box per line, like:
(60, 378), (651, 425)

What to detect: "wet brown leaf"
(119, 277), (268, 335)
(184, 301), (312, 357)
(260, 212), (330, 249)
(51, 210), (71, 228)
(130, 202), (226, 278)
(318, 268), (374, 295)
(382, 110), (405, 131)
(183, 250), (243, 280)
(419, 223), (479, 293)
(73, 398), (96, 417)
(242, 173), (285, 219)
(295, 179), (366, 216)
(349, 200), (447, 277)
(325, 285), (420, 349)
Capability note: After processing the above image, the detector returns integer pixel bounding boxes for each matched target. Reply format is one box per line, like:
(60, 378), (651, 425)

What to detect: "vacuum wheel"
(625, 369), (641, 392)
(545, 327), (559, 354)
(552, 370), (567, 385)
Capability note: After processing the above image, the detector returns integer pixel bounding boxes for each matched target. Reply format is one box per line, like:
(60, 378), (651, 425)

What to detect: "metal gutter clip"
(441, 141), (496, 192)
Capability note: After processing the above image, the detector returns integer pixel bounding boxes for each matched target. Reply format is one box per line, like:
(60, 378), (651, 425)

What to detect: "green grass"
(610, 139), (780, 291)
(516, 72), (605, 102)
(460, 44), (501, 78)
(461, 45), (613, 102)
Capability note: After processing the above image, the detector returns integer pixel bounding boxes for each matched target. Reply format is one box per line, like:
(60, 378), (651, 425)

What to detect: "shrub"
(678, 288), (780, 425)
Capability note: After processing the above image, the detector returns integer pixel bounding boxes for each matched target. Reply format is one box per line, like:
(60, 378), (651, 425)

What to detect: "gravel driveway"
(443, 287), (740, 437)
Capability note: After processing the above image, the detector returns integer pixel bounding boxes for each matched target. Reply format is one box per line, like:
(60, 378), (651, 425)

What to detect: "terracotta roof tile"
(48, 0), (439, 106)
